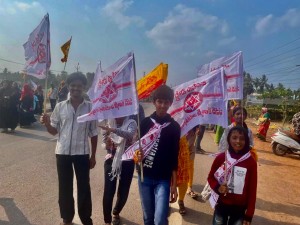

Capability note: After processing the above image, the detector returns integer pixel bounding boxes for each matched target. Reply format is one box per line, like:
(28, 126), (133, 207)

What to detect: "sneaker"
(196, 148), (206, 154)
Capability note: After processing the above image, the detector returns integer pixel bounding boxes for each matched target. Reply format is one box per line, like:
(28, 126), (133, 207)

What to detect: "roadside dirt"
(246, 119), (300, 225)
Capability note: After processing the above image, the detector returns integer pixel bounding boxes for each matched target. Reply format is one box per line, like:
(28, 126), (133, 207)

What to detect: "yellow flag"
(60, 37), (72, 63)
(137, 63), (168, 100)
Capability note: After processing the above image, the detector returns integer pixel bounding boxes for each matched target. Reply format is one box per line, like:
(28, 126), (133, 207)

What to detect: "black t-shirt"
(140, 112), (181, 181)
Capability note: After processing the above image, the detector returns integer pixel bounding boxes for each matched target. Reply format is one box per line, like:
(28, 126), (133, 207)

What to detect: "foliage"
(244, 72), (300, 124)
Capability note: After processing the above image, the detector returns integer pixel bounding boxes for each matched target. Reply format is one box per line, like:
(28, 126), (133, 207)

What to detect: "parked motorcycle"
(271, 129), (300, 156)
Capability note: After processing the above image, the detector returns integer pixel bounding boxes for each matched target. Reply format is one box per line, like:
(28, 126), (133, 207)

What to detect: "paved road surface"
(0, 102), (299, 225)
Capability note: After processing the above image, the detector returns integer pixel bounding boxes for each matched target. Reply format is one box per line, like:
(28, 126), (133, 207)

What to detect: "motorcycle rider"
(281, 112), (300, 142)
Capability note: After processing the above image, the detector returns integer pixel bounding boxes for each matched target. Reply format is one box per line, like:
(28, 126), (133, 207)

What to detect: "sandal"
(186, 190), (198, 199)
(178, 200), (186, 215)
(112, 215), (121, 225)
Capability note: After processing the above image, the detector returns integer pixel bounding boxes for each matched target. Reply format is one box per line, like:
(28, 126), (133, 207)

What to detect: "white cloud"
(0, 1), (43, 15)
(205, 51), (217, 58)
(101, 0), (145, 30)
(146, 4), (229, 48)
(15, 1), (40, 11)
(218, 36), (236, 46)
(254, 8), (300, 36)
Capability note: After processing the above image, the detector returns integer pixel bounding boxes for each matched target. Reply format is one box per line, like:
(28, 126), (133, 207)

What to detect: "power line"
(0, 56), (63, 73)
(246, 46), (300, 69)
(245, 36), (300, 64)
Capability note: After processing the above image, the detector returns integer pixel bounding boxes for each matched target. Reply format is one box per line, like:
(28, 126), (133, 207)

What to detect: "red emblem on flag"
(183, 92), (203, 113)
(99, 82), (118, 103)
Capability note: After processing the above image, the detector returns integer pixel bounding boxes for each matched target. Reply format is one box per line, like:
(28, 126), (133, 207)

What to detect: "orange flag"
(60, 37), (72, 63)
(137, 63), (168, 100)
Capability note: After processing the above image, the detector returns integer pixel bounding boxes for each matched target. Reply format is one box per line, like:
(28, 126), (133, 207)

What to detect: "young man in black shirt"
(138, 85), (180, 225)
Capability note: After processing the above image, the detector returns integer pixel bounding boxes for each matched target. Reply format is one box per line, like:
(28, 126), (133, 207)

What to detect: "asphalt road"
(0, 102), (299, 225)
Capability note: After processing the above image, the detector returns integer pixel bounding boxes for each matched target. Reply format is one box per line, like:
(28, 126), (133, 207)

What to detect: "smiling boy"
(41, 72), (98, 225)
(138, 85), (181, 225)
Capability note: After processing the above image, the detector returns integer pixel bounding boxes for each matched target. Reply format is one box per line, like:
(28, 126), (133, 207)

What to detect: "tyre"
(272, 143), (288, 156)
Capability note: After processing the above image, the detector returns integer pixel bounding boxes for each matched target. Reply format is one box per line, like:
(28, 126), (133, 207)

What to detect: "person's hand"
(243, 220), (251, 225)
(90, 155), (96, 169)
(105, 137), (115, 150)
(40, 113), (50, 126)
(99, 125), (114, 133)
(169, 185), (178, 203)
(218, 184), (228, 194)
(133, 149), (143, 163)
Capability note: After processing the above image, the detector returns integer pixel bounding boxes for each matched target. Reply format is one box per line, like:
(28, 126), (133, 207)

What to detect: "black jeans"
(56, 154), (93, 225)
(50, 99), (56, 111)
(103, 158), (135, 223)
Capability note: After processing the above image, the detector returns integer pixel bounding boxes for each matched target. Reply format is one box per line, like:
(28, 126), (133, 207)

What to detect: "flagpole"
(43, 69), (49, 114)
(133, 53), (144, 182)
(63, 62), (67, 71)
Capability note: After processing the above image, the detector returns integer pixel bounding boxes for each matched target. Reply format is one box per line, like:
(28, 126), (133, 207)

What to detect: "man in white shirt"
(41, 73), (98, 225)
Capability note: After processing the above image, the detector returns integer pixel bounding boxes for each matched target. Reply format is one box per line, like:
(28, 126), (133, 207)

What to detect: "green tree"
(262, 83), (294, 124)
(243, 72), (254, 98)
(252, 77), (260, 93)
(258, 74), (268, 93)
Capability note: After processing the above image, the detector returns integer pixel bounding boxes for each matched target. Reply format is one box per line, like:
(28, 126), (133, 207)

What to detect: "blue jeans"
(138, 176), (170, 225)
(212, 204), (245, 225)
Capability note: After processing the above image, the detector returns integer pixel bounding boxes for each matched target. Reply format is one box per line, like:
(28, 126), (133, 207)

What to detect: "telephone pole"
(75, 62), (80, 72)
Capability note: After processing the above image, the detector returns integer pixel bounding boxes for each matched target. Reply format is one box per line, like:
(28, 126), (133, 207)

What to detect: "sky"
(1, 0), (300, 89)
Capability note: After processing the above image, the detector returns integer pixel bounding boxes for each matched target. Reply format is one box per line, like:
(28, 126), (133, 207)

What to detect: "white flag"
(169, 68), (228, 137)
(198, 51), (243, 100)
(78, 52), (138, 122)
(29, 79), (37, 91)
(23, 13), (51, 79)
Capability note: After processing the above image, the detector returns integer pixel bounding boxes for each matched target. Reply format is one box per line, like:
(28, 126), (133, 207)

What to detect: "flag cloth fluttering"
(60, 37), (72, 63)
(137, 63), (168, 100)
(198, 51), (243, 100)
(77, 52), (138, 123)
(169, 68), (228, 137)
(23, 13), (51, 79)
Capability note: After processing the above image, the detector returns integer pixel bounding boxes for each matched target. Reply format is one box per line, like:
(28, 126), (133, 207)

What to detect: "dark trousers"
(212, 203), (246, 225)
(56, 154), (93, 225)
(103, 158), (135, 223)
(50, 99), (56, 111)
(195, 125), (206, 150)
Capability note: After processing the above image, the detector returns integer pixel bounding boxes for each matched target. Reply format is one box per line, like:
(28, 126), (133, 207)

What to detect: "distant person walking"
(256, 106), (271, 141)
(19, 84), (36, 127)
(34, 85), (44, 115)
(0, 80), (20, 133)
(48, 83), (58, 111)
(58, 80), (69, 102)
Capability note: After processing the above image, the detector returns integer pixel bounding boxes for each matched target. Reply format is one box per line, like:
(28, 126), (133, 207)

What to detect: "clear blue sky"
(1, 0), (300, 89)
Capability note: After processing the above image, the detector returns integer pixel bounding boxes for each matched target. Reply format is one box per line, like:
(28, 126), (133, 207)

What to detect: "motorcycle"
(271, 129), (300, 156)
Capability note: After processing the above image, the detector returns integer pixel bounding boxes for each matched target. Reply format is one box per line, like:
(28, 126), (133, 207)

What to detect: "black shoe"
(112, 215), (120, 225)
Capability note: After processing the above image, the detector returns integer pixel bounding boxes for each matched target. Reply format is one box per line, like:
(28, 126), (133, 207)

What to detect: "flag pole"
(63, 62), (67, 71)
(43, 69), (49, 114)
(133, 53), (144, 182)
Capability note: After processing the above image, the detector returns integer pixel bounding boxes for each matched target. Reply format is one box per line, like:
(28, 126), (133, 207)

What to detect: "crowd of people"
(38, 72), (259, 225)
(3, 73), (300, 225)
(0, 79), (69, 133)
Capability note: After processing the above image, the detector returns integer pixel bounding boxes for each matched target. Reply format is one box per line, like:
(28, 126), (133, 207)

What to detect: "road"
(0, 102), (299, 225)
